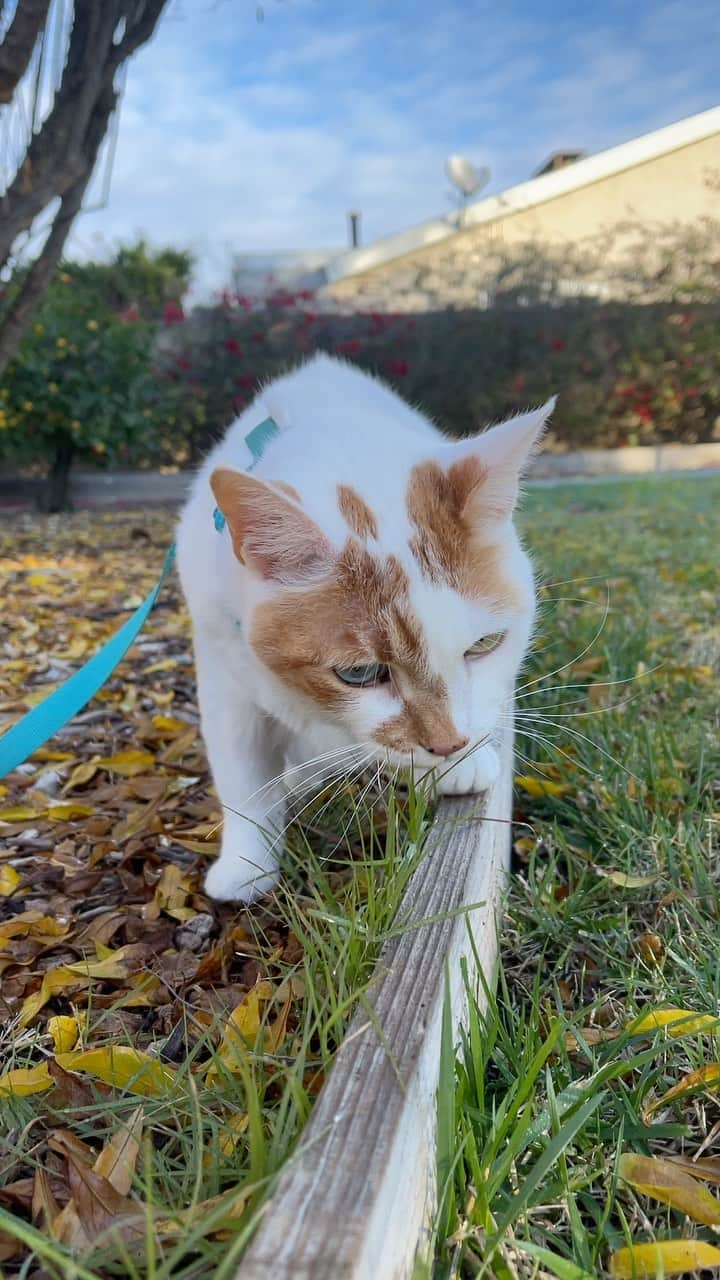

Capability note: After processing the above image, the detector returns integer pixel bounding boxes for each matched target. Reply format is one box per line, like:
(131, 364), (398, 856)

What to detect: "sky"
(65, 0), (720, 293)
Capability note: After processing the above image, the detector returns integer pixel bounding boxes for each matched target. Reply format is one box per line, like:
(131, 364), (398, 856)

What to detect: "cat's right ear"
(210, 469), (333, 583)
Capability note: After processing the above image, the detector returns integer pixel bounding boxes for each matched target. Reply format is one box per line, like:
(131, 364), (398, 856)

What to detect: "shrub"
(0, 245), (195, 509)
(156, 296), (720, 456)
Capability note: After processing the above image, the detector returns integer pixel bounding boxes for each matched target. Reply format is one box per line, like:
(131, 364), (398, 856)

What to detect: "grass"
(1, 473), (718, 1278)
(432, 474), (720, 1279)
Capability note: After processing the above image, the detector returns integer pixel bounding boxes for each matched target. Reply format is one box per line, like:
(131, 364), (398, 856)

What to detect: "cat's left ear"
(441, 398), (556, 520)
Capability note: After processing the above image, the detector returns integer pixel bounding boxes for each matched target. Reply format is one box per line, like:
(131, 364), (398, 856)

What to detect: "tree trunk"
(44, 435), (75, 512)
(0, 0), (52, 104)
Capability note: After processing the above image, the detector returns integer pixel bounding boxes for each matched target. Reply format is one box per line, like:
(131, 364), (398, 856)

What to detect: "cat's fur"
(177, 355), (554, 902)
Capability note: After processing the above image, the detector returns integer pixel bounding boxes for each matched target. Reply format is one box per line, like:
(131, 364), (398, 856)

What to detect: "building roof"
(324, 106), (720, 285)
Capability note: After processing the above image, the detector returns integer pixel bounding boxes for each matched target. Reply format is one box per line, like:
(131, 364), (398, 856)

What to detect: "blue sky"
(69, 0), (719, 291)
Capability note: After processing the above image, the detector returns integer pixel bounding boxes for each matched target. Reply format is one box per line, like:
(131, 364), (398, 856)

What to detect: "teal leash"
(0, 416), (279, 779)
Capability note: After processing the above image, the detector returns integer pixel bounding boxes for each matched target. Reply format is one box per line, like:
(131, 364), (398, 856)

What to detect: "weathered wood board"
(238, 726), (513, 1280)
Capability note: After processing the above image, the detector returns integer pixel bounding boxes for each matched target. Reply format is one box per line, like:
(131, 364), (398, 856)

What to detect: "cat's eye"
(465, 632), (506, 659)
(334, 661), (389, 688)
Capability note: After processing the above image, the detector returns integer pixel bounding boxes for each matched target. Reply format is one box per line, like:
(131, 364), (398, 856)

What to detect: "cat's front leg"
(193, 629), (287, 903)
(433, 741), (500, 796)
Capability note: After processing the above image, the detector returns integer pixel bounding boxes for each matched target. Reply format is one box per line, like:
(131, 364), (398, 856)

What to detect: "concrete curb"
(1, 442), (719, 511)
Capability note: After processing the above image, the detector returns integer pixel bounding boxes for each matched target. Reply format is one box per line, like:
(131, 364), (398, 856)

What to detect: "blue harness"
(0, 416), (279, 778)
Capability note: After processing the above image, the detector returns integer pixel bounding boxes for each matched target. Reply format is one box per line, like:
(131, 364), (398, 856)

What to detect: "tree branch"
(0, 82), (117, 373)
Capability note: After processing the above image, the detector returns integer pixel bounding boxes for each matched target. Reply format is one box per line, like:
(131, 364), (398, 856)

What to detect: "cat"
(176, 354), (554, 903)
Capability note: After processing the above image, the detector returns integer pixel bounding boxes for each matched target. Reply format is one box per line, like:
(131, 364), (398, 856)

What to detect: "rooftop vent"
(533, 149), (587, 177)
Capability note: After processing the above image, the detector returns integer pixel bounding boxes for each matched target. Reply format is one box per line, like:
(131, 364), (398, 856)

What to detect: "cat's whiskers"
(282, 743), (377, 808)
(514, 665), (662, 702)
(514, 584), (611, 695)
(222, 741), (366, 818)
(266, 749), (378, 854)
(513, 689), (644, 719)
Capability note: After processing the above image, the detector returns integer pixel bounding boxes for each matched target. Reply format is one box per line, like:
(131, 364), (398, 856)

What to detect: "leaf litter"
(0, 508), (416, 1275)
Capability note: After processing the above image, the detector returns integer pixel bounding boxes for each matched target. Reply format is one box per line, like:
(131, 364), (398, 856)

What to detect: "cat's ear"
(442, 398), (556, 521)
(210, 469), (333, 583)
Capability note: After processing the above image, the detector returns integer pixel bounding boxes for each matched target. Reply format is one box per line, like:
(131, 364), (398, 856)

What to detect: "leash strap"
(0, 416), (280, 778)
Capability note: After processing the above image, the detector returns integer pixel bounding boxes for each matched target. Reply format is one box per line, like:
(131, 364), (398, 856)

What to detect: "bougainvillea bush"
(158, 295), (720, 459)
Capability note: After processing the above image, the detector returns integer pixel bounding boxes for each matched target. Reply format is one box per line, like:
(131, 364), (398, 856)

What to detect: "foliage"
(0, 244), (195, 507)
(156, 293), (720, 458)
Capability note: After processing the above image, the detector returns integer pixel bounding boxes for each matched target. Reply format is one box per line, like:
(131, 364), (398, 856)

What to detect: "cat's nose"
(421, 735), (469, 758)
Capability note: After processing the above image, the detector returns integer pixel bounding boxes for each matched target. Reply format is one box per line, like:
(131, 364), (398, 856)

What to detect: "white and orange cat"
(177, 355), (554, 903)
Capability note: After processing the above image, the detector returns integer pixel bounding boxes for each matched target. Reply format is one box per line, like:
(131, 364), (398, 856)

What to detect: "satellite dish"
(445, 155), (490, 199)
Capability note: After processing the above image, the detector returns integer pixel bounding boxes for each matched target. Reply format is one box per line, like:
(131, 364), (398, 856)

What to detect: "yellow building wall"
(324, 133), (719, 308)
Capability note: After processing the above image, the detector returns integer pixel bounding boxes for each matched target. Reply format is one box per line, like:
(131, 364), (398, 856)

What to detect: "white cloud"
(64, 0), (719, 295)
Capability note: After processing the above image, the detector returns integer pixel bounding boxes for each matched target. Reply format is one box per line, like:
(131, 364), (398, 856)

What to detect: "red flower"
(337, 339), (361, 355)
(176, 356), (191, 371)
(235, 294), (252, 310)
(636, 405), (653, 423)
(551, 337), (566, 352)
(224, 337), (242, 355)
(237, 373), (255, 388)
(252, 332), (266, 344)
(119, 306), (139, 323)
(163, 301), (185, 324)
(387, 358), (409, 378)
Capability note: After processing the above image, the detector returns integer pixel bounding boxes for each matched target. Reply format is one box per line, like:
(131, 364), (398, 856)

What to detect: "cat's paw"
(204, 826), (280, 903)
(434, 744), (500, 796)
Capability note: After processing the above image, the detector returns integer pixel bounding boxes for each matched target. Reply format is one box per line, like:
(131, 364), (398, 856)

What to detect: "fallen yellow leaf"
(618, 1152), (720, 1225)
(47, 1015), (81, 1054)
(631, 1008), (720, 1038)
(207, 988), (265, 1079)
(46, 802), (95, 821)
(95, 749), (156, 777)
(0, 913), (70, 944)
(514, 775), (571, 799)
(64, 761), (99, 791)
(0, 806), (41, 822)
(56, 1046), (176, 1097)
(64, 948), (131, 980)
(0, 865), (20, 895)
(19, 967), (89, 1027)
(609, 1240), (720, 1278)
(0, 1063), (52, 1096)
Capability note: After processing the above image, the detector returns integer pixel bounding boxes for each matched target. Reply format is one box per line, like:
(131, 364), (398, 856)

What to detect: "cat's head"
(210, 400), (554, 772)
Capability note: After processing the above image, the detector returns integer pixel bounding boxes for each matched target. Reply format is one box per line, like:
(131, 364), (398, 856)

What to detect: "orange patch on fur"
(210, 467), (329, 581)
(337, 484), (378, 540)
(250, 538), (462, 750)
(406, 458), (520, 607)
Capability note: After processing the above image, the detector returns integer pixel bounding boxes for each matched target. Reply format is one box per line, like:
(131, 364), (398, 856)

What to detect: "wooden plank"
(238, 725), (513, 1280)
